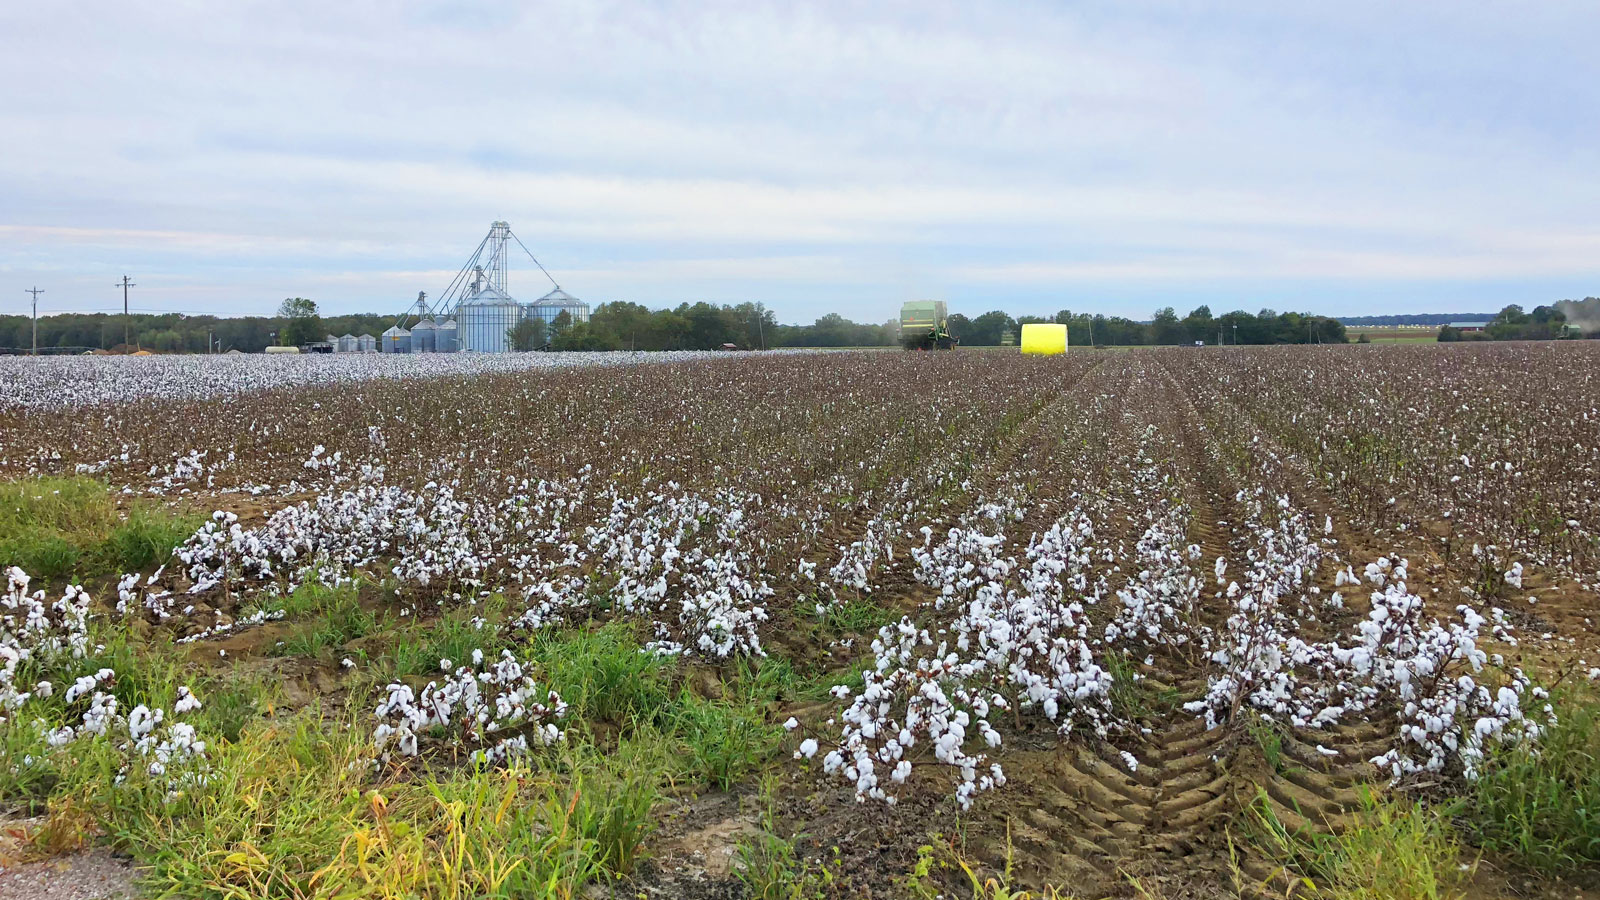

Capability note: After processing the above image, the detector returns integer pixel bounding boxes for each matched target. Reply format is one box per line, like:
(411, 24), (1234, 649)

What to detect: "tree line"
(0, 309), (395, 354)
(947, 306), (1348, 346)
(0, 300), (1350, 354)
(544, 303), (1349, 349)
(1437, 304), (1581, 342)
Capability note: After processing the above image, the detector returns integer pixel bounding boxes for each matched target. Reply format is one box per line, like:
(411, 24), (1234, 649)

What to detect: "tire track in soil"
(982, 356), (1375, 898)
(1145, 358), (1374, 894)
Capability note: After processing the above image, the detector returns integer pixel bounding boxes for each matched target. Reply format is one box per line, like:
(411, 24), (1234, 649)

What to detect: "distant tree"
(1182, 305), (1215, 343)
(1151, 307), (1184, 345)
(591, 301), (655, 350)
(507, 317), (547, 351)
(967, 310), (1016, 345)
(1438, 326), (1461, 343)
(549, 310), (574, 338)
(277, 297), (322, 346)
(1494, 304), (1529, 326)
(550, 322), (616, 351)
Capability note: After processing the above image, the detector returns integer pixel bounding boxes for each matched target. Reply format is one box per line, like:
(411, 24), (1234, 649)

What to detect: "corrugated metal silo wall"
(412, 323), (437, 353)
(437, 326), (458, 353)
(459, 303), (519, 353)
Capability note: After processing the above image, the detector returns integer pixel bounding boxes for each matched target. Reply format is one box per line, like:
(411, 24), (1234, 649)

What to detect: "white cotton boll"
(796, 739), (819, 759)
(174, 686), (202, 714)
(783, 717), (800, 731)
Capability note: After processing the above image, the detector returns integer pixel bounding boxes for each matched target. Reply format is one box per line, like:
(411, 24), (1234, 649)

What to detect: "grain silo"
(457, 288), (521, 353)
(357, 333), (377, 353)
(337, 334), (359, 353)
(524, 287), (590, 326)
(412, 222), (583, 352)
(381, 325), (411, 354)
(411, 318), (439, 353)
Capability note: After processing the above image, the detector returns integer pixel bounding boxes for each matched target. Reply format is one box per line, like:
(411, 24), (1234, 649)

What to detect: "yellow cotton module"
(1020, 323), (1068, 355)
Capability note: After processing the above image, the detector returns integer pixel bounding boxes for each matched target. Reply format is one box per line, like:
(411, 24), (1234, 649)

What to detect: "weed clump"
(0, 476), (197, 579)
(1463, 687), (1600, 872)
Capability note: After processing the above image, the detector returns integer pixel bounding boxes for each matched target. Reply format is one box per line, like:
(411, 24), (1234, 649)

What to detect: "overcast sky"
(2, 1), (1597, 323)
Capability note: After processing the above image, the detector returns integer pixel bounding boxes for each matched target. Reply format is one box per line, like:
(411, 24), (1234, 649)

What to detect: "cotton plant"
(810, 490), (1134, 808)
(372, 649), (566, 765)
(1, 570), (212, 792)
(1187, 489), (1548, 780)
(1, 567), (93, 720)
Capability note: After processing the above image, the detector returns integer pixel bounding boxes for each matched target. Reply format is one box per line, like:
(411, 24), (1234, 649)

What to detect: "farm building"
(1448, 321), (1489, 333)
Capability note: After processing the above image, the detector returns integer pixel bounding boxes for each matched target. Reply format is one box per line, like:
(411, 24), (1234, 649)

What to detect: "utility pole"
(26, 286), (43, 356)
(115, 275), (135, 351)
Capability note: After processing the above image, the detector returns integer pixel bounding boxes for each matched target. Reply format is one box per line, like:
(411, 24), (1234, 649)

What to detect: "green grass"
(1102, 651), (1181, 722)
(0, 476), (199, 579)
(735, 781), (837, 900)
(5, 603), (798, 897)
(268, 582), (377, 658)
(1245, 714), (1298, 776)
(530, 622), (677, 727)
(815, 597), (896, 635)
(30, 682), (678, 899)
(1463, 688), (1600, 871)
(378, 606), (511, 679)
(1251, 788), (1465, 900)
(670, 690), (785, 789)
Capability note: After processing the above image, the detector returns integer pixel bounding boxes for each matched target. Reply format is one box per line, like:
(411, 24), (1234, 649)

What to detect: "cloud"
(0, 1), (1596, 321)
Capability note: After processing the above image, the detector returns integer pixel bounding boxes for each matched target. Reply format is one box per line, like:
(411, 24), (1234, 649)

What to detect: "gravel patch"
(0, 849), (138, 900)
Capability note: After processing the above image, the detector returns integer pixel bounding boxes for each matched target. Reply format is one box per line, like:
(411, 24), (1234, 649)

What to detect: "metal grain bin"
(457, 293), (521, 353)
(524, 287), (591, 326)
(381, 325), (411, 354)
(411, 318), (438, 353)
(437, 319), (458, 354)
(357, 333), (377, 353)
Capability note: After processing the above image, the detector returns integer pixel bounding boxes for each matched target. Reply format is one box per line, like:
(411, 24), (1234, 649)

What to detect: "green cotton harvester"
(900, 300), (957, 350)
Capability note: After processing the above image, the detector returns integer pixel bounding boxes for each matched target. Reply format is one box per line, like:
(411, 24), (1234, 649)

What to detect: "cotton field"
(1, 344), (1597, 898)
